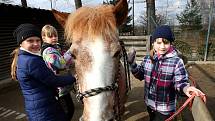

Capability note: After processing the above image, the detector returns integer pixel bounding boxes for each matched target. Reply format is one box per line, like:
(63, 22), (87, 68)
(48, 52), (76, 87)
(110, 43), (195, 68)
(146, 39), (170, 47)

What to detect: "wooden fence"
(120, 36), (150, 61)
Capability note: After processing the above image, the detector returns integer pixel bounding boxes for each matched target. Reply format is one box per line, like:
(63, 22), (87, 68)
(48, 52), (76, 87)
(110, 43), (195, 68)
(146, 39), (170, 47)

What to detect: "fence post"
(191, 96), (214, 121)
(146, 35), (151, 55)
(204, 4), (213, 61)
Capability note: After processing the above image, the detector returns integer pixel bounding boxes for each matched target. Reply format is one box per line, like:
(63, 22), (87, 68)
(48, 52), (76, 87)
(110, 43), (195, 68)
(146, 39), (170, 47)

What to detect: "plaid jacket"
(131, 47), (189, 115)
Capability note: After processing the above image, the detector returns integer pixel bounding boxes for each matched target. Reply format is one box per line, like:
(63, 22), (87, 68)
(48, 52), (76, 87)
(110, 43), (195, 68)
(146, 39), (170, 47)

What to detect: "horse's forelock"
(65, 5), (118, 44)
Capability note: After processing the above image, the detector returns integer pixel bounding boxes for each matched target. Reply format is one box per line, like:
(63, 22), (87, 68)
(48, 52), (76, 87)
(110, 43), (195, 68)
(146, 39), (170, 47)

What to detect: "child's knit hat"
(13, 23), (41, 44)
(151, 25), (175, 43)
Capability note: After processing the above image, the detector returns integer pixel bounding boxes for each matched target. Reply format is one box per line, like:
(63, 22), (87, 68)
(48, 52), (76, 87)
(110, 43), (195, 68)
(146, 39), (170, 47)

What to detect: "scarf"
(20, 47), (41, 56)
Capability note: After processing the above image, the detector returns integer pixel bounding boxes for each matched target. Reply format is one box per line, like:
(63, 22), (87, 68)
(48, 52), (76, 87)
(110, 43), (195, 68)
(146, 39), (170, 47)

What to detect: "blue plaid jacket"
(131, 47), (189, 115)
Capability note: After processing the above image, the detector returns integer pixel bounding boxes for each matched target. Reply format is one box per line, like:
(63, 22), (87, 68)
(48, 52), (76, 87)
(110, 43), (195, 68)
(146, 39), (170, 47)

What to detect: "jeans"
(59, 93), (75, 121)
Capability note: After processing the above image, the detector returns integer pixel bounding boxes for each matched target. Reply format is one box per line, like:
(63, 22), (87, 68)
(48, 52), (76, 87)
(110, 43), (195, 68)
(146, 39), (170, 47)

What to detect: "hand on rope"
(127, 48), (136, 65)
(183, 86), (206, 103)
(165, 86), (207, 121)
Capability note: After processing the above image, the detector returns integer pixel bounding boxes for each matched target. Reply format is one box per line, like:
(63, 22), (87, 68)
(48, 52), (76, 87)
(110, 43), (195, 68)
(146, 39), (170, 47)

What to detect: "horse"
(52, 0), (129, 120)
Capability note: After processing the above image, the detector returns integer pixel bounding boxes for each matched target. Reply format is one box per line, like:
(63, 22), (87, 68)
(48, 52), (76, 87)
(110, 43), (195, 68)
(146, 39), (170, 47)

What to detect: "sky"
(8, 0), (187, 25)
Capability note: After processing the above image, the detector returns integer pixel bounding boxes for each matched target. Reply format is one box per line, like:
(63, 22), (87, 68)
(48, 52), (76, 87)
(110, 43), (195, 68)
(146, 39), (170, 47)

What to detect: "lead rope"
(113, 40), (132, 121)
(113, 57), (121, 121)
(165, 93), (196, 121)
(119, 40), (131, 92)
(74, 74), (83, 103)
(165, 75), (206, 121)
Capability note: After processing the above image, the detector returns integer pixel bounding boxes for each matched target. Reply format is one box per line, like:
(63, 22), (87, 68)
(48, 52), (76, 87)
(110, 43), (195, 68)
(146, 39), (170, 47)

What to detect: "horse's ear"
(52, 9), (69, 28)
(113, 0), (128, 26)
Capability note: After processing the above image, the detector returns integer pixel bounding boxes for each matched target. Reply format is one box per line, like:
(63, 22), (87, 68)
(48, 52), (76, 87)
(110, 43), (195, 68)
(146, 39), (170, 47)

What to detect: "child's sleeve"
(63, 49), (73, 66)
(43, 47), (68, 69)
(174, 59), (190, 94)
(29, 57), (76, 87)
(131, 61), (145, 81)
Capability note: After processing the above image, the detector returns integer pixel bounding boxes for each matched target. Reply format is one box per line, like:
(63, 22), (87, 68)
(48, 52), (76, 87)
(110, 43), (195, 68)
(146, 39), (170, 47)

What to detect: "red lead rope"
(188, 75), (196, 87)
(165, 93), (196, 121)
(165, 74), (206, 121)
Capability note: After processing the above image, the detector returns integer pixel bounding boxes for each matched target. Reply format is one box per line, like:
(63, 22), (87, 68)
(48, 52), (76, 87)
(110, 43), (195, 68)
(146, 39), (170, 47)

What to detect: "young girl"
(128, 25), (206, 121)
(41, 24), (74, 120)
(11, 23), (76, 121)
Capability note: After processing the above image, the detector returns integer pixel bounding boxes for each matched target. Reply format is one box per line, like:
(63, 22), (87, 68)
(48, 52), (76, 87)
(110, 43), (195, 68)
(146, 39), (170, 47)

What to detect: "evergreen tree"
(103, 0), (133, 34)
(176, 0), (202, 30)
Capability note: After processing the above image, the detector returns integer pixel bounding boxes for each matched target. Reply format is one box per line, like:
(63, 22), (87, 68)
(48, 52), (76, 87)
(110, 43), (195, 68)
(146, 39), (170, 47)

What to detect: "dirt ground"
(185, 63), (215, 121)
(71, 63), (215, 121)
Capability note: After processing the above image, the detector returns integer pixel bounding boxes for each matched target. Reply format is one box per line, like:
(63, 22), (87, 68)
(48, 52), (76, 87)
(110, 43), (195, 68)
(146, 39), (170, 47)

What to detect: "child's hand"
(183, 86), (206, 102)
(127, 48), (136, 64)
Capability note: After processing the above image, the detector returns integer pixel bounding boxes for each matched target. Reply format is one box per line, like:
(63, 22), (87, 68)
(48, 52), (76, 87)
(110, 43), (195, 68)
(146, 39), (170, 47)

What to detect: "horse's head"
(54, 0), (128, 120)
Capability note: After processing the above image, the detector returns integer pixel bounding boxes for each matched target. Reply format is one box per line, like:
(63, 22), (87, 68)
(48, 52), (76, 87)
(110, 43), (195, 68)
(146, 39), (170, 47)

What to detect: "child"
(11, 23), (76, 121)
(127, 25), (206, 121)
(41, 24), (74, 120)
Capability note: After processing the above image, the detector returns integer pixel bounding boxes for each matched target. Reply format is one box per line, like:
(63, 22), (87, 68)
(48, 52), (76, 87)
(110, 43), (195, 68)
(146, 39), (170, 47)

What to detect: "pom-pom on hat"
(151, 25), (175, 43)
(13, 23), (41, 45)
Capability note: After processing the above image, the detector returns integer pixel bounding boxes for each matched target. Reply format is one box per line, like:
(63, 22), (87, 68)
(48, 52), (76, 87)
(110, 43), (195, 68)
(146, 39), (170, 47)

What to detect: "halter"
(76, 82), (118, 102)
(75, 40), (131, 121)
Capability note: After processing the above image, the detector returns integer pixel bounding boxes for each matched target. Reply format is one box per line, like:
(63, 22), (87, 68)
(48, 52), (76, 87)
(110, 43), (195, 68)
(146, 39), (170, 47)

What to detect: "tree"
(103, 0), (133, 34)
(137, 11), (167, 27)
(176, 0), (202, 30)
(74, 0), (82, 9)
(21, 0), (27, 7)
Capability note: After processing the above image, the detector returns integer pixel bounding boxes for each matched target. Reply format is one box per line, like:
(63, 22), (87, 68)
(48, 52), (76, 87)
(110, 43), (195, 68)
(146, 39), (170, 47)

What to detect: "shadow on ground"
(122, 87), (149, 121)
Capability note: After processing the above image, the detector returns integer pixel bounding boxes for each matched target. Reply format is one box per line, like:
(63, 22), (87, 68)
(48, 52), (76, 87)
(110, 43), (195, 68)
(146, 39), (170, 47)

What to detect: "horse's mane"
(65, 5), (118, 44)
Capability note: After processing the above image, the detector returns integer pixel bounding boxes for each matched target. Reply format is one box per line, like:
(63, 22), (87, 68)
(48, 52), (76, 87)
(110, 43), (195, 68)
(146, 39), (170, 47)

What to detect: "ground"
(71, 63), (215, 121)
(184, 63), (215, 121)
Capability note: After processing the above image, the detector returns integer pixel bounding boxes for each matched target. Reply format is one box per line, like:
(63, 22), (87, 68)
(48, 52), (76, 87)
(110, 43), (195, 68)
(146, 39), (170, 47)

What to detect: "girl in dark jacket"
(11, 23), (76, 121)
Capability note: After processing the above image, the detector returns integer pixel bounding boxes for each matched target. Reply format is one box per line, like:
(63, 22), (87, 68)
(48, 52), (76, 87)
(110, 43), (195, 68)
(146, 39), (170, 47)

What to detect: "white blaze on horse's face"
(81, 37), (115, 120)
(86, 38), (113, 88)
